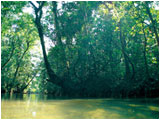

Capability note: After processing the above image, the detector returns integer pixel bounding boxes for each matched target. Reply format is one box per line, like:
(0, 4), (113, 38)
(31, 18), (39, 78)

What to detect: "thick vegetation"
(1, 1), (159, 98)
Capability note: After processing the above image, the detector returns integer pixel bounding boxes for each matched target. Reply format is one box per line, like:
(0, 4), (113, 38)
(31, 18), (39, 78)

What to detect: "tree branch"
(20, 71), (38, 91)
(1, 41), (15, 70)
(29, 1), (37, 10)
(37, 1), (45, 12)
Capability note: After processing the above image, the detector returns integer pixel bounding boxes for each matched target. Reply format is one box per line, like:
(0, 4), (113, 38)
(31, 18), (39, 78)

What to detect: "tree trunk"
(145, 2), (159, 46)
(30, 1), (62, 86)
(119, 21), (130, 78)
(119, 21), (135, 81)
(52, 1), (68, 75)
(141, 21), (150, 78)
(12, 41), (30, 84)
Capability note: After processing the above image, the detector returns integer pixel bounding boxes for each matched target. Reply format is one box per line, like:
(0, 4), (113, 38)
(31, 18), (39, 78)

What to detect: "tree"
(1, 1), (159, 98)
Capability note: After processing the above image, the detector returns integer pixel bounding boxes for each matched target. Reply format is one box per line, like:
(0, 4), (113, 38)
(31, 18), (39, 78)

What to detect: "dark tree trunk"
(52, 1), (68, 74)
(119, 21), (135, 81)
(30, 1), (62, 86)
(142, 21), (150, 78)
(145, 2), (159, 46)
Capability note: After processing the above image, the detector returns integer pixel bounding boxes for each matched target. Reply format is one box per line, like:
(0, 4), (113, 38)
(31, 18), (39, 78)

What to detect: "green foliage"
(1, 2), (39, 93)
(1, 1), (159, 98)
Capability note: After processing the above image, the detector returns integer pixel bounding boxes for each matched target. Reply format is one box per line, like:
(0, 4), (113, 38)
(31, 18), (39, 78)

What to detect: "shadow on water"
(1, 93), (159, 119)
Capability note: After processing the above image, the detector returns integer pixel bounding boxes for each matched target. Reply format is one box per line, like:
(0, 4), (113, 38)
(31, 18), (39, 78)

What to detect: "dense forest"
(1, 1), (159, 98)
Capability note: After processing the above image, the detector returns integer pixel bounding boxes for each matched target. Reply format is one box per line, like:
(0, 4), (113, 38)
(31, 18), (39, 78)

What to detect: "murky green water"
(1, 94), (159, 119)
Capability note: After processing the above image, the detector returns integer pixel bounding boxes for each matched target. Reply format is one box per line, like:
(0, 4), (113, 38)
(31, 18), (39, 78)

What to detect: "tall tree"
(29, 1), (61, 86)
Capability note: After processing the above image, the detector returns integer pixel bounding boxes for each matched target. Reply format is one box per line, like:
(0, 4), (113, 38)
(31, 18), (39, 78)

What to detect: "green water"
(1, 94), (159, 119)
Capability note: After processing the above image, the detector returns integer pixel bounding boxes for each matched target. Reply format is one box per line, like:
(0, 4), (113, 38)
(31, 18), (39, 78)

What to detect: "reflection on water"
(1, 94), (159, 119)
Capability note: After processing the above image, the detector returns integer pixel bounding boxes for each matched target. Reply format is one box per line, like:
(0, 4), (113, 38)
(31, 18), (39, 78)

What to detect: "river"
(1, 94), (159, 119)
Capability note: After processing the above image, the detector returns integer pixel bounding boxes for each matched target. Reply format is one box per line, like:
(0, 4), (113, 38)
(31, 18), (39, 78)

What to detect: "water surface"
(1, 94), (159, 119)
